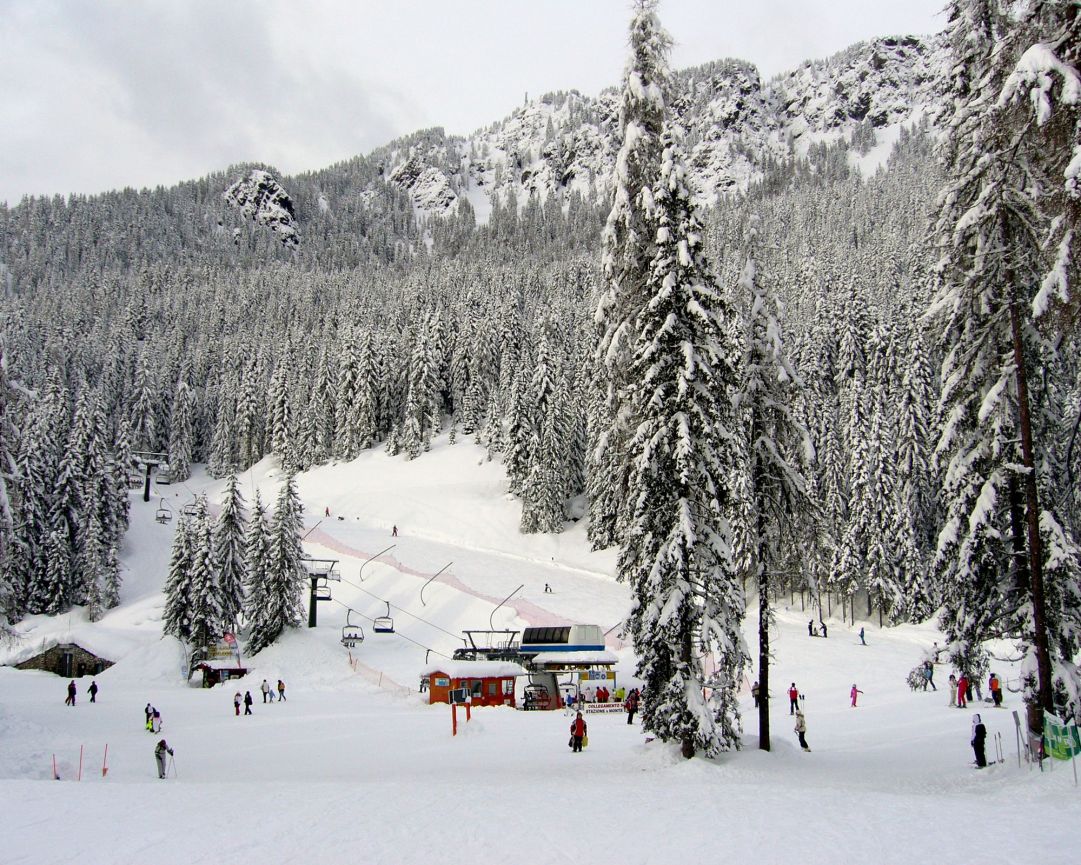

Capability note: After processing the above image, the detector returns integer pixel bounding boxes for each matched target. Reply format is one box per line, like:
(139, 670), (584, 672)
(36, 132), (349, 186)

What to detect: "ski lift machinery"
(373, 601), (395, 634)
(341, 609), (365, 648)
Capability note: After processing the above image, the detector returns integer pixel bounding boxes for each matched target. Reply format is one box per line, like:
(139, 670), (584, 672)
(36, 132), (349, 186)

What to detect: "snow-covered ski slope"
(2, 437), (1077, 865)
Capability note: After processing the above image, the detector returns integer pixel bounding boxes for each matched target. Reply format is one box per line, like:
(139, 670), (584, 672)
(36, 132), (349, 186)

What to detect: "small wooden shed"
(14, 643), (113, 678)
(422, 660), (525, 708)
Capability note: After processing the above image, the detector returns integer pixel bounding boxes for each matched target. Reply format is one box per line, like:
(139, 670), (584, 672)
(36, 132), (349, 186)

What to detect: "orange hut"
(422, 661), (525, 708)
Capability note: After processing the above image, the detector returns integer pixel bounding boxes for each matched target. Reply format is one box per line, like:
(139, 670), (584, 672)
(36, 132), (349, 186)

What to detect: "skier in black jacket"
(971, 713), (987, 767)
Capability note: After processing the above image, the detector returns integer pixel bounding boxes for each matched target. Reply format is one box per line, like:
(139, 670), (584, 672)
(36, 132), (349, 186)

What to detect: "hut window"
(502, 679), (514, 695)
(488, 682), (497, 697)
(471, 680), (483, 698)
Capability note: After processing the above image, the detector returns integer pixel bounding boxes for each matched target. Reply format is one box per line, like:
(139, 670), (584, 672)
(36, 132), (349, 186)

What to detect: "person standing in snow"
(261, 679), (271, 703)
(570, 711), (587, 752)
(151, 708), (162, 732)
(625, 689), (639, 725)
(234, 692), (242, 716)
(820, 621), (828, 639)
(850, 684), (864, 707)
(794, 710), (810, 752)
(65, 680), (76, 706)
(788, 683), (800, 715)
(244, 690), (253, 715)
(154, 739), (174, 779)
(88, 681), (99, 703)
(924, 661), (937, 691)
(277, 679), (286, 701)
(948, 674), (958, 707)
(956, 674), (968, 708)
(989, 673), (1002, 707)
(858, 627), (866, 646)
(751, 681), (760, 708)
(392, 525), (398, 537)
(145, 703), (153, 728)
(971, 713), (987, 767)
(808, 620), (816, 637)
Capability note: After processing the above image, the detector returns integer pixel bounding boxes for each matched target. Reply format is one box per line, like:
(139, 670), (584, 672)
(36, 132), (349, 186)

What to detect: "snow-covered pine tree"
(733, 221), (816, 751)
(932, 0), (1081, 722)
(589, 0), (670, 551)
(213, 474), (248, 633)
(187, 496), (223, 650)
(167, 366), (195, 482)
(619, 129), (744, 759)
(0, 338), (23, 634)
(243, 489), (271, 636)
(161, 514), (195, 641)
(247, 475), (306, 654)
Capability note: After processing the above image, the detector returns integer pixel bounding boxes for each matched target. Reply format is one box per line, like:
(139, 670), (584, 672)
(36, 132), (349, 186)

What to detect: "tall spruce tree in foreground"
(588, 0), (669, 550)
(932, 0), (1081, 725)
(734, 224), (815, 751)
(247, 476), (305, 654)
(619, 129), (745, 758)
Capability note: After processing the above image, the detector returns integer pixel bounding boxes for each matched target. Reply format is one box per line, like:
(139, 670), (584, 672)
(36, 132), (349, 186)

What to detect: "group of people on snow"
(144, 703), (162, 732)
(63, 679), (101, 706)
(235, 679), (286, 716)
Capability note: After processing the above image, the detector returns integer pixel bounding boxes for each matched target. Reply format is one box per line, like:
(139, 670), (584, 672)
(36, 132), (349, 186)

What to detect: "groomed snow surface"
(2, 437), (1077, 865)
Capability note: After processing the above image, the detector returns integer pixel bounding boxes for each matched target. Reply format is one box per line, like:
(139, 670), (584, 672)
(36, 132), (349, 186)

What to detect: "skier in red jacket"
(570, 712), (588, 752)
(956, 674), (968, 708)
(788, 683), (800, 714)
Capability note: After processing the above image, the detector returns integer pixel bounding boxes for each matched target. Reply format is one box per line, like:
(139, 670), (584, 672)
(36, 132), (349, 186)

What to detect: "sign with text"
(1044, 713), (1081, 760)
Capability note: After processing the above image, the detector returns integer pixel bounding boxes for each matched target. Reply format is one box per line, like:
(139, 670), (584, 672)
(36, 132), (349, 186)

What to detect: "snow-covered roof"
(529, 650), (618, 666)
(422, 661), (526, 679)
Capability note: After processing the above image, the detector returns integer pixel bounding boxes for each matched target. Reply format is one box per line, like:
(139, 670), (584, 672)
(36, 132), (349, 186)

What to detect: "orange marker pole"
(102, 743), (109, 778)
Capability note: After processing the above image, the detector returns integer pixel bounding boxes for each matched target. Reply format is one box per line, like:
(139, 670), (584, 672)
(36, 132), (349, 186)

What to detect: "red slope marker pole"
(78, 745), (83, 781)
(102, 743), (109, 778)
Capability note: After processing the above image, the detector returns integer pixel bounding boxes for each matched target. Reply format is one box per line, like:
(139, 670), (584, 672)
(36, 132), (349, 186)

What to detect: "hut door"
(76, 662), (87, 677)
(59, 653), (73, 677)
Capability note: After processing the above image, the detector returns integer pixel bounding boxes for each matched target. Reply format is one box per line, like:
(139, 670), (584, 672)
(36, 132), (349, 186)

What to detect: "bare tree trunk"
(1008, 293), (1054, 726)
(759, 558), (771, 751)
(681, 626), (695, 759)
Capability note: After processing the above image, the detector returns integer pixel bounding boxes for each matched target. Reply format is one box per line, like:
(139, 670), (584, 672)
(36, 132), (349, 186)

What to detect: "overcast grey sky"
(0, 0), (945, 204)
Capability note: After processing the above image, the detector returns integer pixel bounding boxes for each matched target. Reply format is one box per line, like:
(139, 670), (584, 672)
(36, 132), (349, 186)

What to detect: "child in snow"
(151, 708), (162, 732)
(788, 683), (800, 715)
(850, 684), (864, 707)
(154, 739), (174, 779)
(570, 711), (587, 752)
(146, 706), (155, 732)
(234, 692), (242, 716)
(971, 713), (987, 767)
(145, 703), (153, 728)
(795, 710), (810, 751)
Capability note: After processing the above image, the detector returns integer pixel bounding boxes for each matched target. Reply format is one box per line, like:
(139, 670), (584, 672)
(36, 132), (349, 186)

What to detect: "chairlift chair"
(373, 601), (395, 634)
(181, 500), (200, 518)
(341, 609), (365, 648)
(155, 499), (173, 524)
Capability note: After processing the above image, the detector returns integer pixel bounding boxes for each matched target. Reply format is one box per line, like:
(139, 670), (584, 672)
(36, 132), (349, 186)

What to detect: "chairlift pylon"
(373, 601), (394, 634)
(341, 609), (365, 648)
(155, 498), (173, 524)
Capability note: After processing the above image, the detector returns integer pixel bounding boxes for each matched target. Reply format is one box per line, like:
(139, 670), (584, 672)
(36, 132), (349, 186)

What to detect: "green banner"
(1043, 713), (1081, 761)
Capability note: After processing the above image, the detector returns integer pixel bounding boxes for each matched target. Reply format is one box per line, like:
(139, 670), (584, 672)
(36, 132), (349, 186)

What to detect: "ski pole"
(169, 755), (177, 779)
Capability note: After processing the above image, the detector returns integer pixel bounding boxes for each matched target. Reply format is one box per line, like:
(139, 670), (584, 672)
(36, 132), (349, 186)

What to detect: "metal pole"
(420, 562), (453, 606)
(143, 463), (152, 503)
(359, 545), (396, 581)
(308, 577), (319, 628)
(490, 584), (524, 630)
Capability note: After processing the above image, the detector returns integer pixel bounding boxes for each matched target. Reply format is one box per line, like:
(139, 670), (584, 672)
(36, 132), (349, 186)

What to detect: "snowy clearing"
(2, 438), (1077, 865)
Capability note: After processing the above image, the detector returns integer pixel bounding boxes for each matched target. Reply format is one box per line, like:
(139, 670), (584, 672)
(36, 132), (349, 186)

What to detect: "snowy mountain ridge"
(367, 33), (942, 220)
